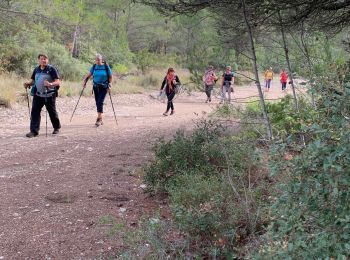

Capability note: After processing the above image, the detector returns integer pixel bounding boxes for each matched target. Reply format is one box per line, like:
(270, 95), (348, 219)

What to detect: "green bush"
(113, 63), (129, 75)
(144, 120), (225, 192)
(44, 43), (88, 81)
(144, 120), (272, 258)
(258, 83), (350, 259)
(134, 50), (156, 74)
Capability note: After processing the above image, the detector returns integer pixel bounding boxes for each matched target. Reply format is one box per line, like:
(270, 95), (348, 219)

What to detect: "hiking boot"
(163, 112), (168, 116)
(170, 110), (175, 115)
(26, 132), (38, 138)
(52, 129), (60, 135)
(95, 118), (103, 127)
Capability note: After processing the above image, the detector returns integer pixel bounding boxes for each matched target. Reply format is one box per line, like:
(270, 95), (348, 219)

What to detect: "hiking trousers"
(93, 85), (108, 113)
(221, 85), (232, 103)
(30, 95), (61, 134)
(282, 82), (287, 90)
(265, 79), (272, 89)
(166, 91), (175, 112)
(205, 84), (214, 100)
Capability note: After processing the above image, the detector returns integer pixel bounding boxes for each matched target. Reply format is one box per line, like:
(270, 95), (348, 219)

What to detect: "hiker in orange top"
(203, 65), (218, 103)
(264, 67), (274, 92)
(160, 68), (181, 116)
(280, 69), (288, 91)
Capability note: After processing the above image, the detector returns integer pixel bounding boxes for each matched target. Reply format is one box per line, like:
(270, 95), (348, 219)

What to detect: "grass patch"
(0, 73), (20, 107)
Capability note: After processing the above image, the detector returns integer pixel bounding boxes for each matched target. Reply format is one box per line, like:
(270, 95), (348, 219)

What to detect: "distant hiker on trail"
(264, 67), (274, 91)
(220, 66), (235, 104)
(160, 68), (181, 116)
(280, 69), (288, 91)
(23, 54), (61, 138)
(82, 54), (113, 127)
(203, 65), (218, 103)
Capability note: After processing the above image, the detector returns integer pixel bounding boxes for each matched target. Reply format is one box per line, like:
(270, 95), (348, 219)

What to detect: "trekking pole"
(108, 86), (118, 125)
(70, 87), (85, 122)
(25, 88), (31, 119)
(45, 87), (48, 138)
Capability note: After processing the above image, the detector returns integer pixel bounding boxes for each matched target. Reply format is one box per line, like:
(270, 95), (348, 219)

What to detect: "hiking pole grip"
(70, 87), (85, 122)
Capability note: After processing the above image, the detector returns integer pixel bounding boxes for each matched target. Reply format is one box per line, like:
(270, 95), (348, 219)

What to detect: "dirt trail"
(0, 85), (289, 259)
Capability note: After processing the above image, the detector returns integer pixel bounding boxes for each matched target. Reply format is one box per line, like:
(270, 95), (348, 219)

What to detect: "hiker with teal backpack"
(82, 54), (113, 126)
(23, 54), (61, 138)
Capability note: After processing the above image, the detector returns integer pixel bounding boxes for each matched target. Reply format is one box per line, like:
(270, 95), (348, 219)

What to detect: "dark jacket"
(160, 75), (181, 94)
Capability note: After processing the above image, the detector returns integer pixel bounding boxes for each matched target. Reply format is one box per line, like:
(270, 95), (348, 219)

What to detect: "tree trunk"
(241, 0), (273, 140)
(300, 27), (316, 107)
(72, 25), (79, 58)
(279, 12), (305, 145)
(278, 11), (299, 110)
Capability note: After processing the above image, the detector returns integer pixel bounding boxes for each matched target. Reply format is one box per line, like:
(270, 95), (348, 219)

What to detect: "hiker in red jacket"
(160, 68), (181, 116)
(280, 69), (288, 91)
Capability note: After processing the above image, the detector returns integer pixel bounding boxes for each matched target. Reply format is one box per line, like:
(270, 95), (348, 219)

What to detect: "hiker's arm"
(44, 68), (60, 88)
(44, 78), (60, 89)
(160, 78), (166, 90)
(24, 69), (36, 88)
(23, 79), (34, 88)
(175, 76), (181, 85)
(108, 66), (113, 85)
(82, 72), (92, 87)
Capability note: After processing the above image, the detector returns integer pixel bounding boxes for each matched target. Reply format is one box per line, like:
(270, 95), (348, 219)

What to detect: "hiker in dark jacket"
(82, 54), (113, 126)
(160, 68), (181, 116)
(23, 54), (61, 138)
(220, 65), (235, 104)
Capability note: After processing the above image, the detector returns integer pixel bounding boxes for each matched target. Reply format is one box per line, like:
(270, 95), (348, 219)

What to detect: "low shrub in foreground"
(144, 120), (272, 258)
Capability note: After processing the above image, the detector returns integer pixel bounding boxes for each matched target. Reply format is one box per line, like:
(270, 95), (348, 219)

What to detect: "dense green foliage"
(258, 82), (350, 259)
(144, 121), (272, 258)
(0, 0), (234, 83)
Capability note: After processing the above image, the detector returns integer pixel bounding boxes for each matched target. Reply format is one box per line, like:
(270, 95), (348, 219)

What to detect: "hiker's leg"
(223, 86), (228, 102)
(169, 91), (175, 110)
(205, 85), (210, 98)
(166, 92), (174, 112)
(166, 93), (171, 112)
(30, 95), (45, 134)
(208, 85), (213, 100)
(221, 87), (225, 102)
(93, 87), (98, 108)
(96, 87), (108, 115)
(45, 95), (61, 130)
(228, 86), (232, 103)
